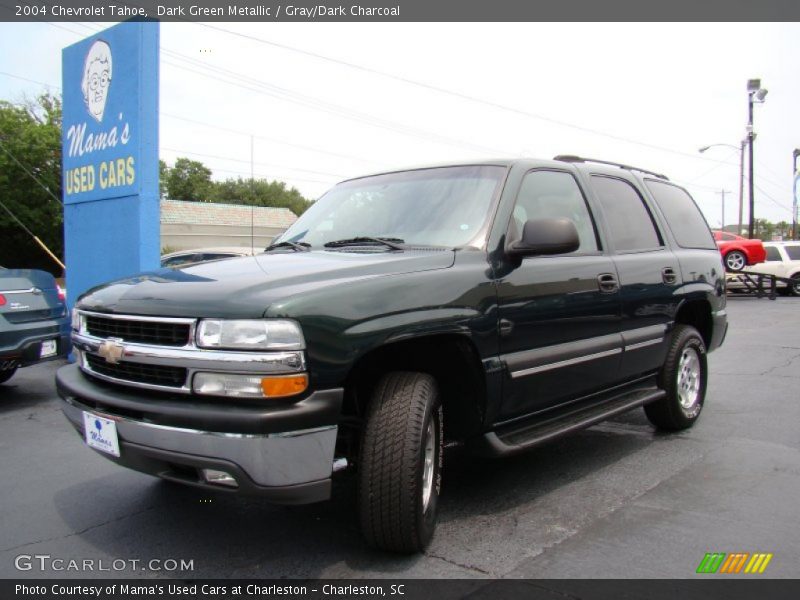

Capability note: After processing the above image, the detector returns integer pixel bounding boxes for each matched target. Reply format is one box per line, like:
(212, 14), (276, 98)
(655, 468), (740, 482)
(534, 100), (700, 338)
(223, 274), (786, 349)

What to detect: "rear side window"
(644, 180), (716, 250)
(785, 245), (800, 260)
(764, 247), (782, 262)
(590, 176), (662, 252)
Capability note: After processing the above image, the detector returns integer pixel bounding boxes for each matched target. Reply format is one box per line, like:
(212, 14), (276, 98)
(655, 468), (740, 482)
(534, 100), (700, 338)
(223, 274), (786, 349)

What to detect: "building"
(160, 199), (298, 252)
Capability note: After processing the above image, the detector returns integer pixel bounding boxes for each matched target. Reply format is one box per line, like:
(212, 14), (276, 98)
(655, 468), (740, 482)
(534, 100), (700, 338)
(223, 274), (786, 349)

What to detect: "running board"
(475, 387), (666, 457)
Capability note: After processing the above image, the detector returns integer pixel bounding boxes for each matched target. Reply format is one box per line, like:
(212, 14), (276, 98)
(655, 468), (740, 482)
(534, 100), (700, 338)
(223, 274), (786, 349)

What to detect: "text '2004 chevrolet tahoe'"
(57, 156), (727, 553)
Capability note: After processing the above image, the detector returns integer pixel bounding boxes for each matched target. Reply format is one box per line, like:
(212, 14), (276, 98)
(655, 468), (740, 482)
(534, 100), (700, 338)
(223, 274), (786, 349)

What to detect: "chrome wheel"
(725, 251), (746, 271)
(677, 347), (701, 412)
(421, 420), (435, 513)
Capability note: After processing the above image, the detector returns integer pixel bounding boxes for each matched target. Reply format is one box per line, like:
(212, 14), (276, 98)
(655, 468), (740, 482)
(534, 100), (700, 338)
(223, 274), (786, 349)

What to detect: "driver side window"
(512, 170), (600, 253)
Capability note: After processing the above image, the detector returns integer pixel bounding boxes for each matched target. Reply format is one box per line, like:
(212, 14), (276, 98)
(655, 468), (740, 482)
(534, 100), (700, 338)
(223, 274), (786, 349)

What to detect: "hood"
(77, 249), (456, 318)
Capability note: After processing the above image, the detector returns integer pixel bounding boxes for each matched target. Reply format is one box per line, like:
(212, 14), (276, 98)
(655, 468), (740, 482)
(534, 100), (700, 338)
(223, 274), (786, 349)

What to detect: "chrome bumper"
(60, 394), (338, 503)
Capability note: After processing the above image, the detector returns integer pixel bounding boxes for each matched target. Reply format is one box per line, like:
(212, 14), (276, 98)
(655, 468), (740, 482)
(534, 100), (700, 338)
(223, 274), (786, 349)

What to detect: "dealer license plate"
(40, 339), (57, 358)
(83, 412), (121, 457)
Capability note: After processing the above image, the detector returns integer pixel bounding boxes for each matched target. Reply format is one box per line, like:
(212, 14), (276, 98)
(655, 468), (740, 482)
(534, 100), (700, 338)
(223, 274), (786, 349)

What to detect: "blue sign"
(62, 21), (159, 309)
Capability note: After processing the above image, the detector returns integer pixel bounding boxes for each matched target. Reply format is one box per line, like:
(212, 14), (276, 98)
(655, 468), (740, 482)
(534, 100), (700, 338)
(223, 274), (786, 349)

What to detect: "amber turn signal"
(260, 374), (309, 398)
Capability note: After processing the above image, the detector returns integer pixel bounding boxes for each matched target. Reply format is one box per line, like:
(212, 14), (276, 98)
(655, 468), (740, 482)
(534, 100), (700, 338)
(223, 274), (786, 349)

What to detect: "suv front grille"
(86, 315), (191, 347)
(85, 353), (187, 388)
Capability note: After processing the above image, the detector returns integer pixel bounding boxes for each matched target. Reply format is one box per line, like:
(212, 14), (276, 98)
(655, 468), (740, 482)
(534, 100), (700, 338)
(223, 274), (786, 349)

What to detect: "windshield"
(274, 165), (507, 249)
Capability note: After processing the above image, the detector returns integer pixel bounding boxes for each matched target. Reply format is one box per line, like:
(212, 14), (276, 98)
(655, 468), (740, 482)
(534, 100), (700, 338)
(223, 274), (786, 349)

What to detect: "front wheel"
(724, 250), (747, 272)
(645, 325), (708, 431)
(358, 372), (442, 553)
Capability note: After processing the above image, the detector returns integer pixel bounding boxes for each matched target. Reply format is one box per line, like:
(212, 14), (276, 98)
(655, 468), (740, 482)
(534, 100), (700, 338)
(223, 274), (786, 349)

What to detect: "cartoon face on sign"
(81, 40), (112, 122)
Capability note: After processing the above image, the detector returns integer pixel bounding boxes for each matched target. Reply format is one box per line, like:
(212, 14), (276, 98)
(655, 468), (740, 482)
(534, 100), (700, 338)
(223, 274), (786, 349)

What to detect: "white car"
(740, 242), (800, 296)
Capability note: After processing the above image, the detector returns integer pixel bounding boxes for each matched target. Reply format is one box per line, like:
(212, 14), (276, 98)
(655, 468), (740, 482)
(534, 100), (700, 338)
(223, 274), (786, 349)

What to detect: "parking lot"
(1, 297), (798, 579)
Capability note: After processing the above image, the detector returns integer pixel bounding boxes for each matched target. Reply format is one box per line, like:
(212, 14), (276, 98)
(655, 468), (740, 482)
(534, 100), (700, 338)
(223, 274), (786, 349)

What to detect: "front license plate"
(40, 339), (57, 358)
(83, 412), (121, 457)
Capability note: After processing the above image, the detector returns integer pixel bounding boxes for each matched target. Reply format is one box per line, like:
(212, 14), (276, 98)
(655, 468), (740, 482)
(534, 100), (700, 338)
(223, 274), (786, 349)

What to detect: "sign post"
(61, 21), (159, 308)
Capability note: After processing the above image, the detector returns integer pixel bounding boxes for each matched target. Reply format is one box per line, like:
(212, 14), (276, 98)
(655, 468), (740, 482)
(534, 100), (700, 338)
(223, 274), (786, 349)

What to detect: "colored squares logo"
(696, 552), (773, 574)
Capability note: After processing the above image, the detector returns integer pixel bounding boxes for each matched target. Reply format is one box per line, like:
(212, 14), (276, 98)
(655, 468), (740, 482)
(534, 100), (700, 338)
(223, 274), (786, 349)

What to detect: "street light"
(793, 148), (799, 240)
(699, 142), (746, 233)
(747, 79), (768, 239)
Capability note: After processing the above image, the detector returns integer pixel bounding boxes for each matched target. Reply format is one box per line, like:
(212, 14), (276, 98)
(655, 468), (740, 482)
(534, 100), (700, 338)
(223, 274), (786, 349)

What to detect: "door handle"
(662, 267), (678, 285)
(597, 273), (619, 294)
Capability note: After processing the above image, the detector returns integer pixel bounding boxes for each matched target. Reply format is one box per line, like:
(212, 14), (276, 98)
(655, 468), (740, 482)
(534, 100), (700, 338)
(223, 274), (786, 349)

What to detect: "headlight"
(195, 319), (305, 350)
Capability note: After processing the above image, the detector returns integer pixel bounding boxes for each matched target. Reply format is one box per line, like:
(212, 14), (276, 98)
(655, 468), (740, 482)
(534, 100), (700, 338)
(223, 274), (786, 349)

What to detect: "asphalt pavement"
(1, 297), (798, 579)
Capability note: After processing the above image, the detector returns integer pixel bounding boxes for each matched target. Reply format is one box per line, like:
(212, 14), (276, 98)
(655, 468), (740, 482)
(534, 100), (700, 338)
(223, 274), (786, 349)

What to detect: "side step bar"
(474, 387), (666, 457)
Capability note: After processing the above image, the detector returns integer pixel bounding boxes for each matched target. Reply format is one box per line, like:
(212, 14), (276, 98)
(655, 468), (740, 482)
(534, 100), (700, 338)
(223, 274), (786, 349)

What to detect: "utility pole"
(716, 190), (731, 230)
(746, 79), (768, 239)
(737, 139), (746, 236)
(793, 148), (799, 240)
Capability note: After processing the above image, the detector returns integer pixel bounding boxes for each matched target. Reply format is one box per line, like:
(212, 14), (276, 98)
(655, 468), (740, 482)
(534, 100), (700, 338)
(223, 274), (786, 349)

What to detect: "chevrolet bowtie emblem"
(97, 338), (125, 364)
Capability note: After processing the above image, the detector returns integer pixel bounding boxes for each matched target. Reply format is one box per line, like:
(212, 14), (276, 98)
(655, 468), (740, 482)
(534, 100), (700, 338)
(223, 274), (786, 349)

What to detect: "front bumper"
(56, 364), (343, 504)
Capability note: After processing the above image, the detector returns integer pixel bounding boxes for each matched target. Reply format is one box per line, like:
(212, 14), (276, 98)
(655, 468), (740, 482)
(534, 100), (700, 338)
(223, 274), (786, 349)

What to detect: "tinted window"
(645, 180), (716, 249)
(785, 245), (800, 260)
(511, 170), (599, 253)
(721, 233), (736, 241)
(764, 246), (782, 262)
(590, 176), (661, 252)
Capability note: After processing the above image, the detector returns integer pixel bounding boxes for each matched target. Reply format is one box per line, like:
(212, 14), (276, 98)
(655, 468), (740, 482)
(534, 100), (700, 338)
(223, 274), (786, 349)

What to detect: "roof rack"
(553, 155), (669, 181)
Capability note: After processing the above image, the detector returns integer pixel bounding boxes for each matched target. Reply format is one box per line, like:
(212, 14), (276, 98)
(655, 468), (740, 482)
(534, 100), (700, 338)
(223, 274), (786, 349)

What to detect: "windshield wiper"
(264, 241), (311, 252)
(323, 237), (406, 250)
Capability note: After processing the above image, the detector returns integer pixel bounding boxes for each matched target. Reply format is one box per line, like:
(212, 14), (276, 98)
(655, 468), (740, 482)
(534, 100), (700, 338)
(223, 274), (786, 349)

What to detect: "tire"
(358, 371), (442, 553)
(724, 250), (747, 272)
(645, 325), (707, 431)
(0, 367), (18, 384)
(789, 273), (800, 297)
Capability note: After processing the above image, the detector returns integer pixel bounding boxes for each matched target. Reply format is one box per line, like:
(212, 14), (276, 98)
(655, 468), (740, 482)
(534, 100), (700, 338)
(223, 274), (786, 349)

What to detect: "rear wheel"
(358, 371), (442, 553)
(645, 325), (707, 431)
(0, 366), (18, 384)
(724, 250), (746, 272)
(789, 273), (800, 297)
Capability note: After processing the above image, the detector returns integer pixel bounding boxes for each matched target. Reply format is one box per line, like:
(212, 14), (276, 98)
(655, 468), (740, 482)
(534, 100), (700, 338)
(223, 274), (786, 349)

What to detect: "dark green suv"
(56, 157), (727, 553)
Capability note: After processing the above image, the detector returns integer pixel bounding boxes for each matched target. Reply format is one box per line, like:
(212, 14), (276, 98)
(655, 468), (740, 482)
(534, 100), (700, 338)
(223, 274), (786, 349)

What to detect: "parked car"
(712, 230), (766, 271)
(740, 241), (800, 296)
(1, 267), (71, 384)
(57, 157), (727, 553)
(160, 246), (258, 268)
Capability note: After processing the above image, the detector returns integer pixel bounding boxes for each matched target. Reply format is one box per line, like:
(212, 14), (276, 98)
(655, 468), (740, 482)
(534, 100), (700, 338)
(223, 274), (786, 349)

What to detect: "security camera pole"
(747, 79), (768, 239)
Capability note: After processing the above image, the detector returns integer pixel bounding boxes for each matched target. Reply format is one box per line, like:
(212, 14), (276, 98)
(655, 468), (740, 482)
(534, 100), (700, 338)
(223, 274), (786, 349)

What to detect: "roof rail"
(553, 155), (669, 181)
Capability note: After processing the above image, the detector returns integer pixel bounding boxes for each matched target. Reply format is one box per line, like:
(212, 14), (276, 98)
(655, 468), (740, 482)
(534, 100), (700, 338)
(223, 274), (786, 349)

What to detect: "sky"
(1, 21), (799, 230)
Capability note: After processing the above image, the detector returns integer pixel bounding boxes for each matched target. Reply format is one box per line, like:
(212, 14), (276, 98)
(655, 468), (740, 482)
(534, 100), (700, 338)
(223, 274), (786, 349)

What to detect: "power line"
(196, 23), (751, 165)
(0, 138), (62, 206)
(160, 112), (384, 166)
(160, 51), (509, 156)
(0, 70), (61, 90)
(161, 146), (345, 179)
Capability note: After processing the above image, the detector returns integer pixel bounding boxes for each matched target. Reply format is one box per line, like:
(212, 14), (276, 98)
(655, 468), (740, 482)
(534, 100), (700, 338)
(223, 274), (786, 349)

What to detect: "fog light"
(202, 469), (238, 488)
(193, 372), (308, 398)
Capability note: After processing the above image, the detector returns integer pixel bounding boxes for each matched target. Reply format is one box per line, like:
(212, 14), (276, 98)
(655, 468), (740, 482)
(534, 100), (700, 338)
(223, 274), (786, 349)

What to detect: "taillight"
(0, 294), (6, 306)
(57, 285), (66, 303)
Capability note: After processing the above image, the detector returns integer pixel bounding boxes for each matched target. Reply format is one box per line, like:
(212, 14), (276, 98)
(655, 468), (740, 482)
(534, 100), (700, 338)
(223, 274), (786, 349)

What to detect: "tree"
(159, 159), (170, 199)
(0, 94), (63, 274)
(163, 156), (314, 216)
(165, 157), (213, 201)
(209, 177), (313, 215)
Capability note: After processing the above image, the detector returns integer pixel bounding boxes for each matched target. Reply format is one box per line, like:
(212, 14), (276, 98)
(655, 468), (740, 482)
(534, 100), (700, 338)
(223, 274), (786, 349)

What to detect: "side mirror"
(508, 218), (580, 257)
